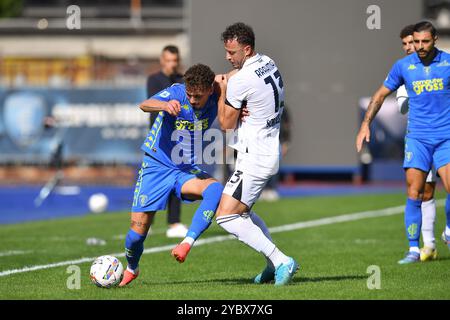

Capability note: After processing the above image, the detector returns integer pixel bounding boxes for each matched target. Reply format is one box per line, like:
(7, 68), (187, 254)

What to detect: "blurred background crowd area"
(0, 1), (448, 89)
(0, 0), (449, 188)
(0, 0), (186, 88)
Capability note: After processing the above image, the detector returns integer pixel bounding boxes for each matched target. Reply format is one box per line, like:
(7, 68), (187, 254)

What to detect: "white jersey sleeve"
(226, 76), (250, 110)
(396, 85), (409, 115)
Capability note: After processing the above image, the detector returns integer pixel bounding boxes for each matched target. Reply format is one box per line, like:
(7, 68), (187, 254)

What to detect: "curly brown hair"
(183, 64), (215, 91)
(221, 22), (255, 49)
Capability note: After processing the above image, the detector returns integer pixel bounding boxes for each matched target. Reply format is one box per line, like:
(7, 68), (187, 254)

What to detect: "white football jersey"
(226, 53), (284, 157)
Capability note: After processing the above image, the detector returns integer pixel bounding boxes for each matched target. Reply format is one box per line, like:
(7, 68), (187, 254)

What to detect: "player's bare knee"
(407, 188), (424, 201)
(405, 178), (425, 200)
(216, 202), (229, 217)
(216, 195), (247, 217)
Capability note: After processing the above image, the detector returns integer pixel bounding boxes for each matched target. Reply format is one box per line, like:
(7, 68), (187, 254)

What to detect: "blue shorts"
(131, 153), (211, 212)
(403, 136), (450, 172)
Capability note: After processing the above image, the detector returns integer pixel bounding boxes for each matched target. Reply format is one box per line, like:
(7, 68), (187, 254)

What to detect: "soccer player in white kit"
(214, 22), (299, 286)
(396, 24), (438, 262)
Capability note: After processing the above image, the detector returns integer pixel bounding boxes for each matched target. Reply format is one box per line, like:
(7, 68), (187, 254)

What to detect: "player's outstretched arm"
(355, 85), (392, 152)
(139, 99), (181, 117)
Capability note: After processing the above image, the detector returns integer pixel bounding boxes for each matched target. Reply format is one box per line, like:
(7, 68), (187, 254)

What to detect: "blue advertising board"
(0, 87), (149, 164)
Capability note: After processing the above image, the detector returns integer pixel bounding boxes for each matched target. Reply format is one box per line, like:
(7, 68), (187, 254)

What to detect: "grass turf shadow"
(139, 274), (367, 286)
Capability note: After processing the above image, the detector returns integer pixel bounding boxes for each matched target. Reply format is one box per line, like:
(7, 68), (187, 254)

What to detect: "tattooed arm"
(355, 85), (392, 152)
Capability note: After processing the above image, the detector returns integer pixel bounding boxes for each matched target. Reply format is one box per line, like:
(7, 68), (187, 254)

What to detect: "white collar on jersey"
(242, 53), (262, 68)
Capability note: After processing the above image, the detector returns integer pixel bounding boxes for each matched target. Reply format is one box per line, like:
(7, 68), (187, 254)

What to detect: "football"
(89, 255), (124, 288)
(88, 193), (109, 213)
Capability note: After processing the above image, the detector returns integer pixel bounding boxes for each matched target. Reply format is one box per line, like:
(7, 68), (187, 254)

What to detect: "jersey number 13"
(264, 70), (284, 113)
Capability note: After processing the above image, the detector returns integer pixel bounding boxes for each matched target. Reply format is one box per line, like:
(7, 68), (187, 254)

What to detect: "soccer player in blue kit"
(119, 64), (224, 286)
(356, 21), (450, 263)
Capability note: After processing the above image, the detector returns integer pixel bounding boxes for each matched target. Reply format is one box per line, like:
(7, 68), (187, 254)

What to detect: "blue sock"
(405, 198), (422, 248)
(186, 182), (223, 241)
(445, 194), (450, 230)
(125, 229), (147, 271)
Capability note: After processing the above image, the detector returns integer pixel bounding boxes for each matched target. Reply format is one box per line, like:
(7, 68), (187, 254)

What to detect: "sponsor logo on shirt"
(174, 119), (209, 131)
(412, 78), (444, 95)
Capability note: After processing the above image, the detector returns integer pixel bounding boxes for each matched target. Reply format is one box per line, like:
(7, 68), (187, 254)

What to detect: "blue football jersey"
(141, 84), (218, 168)
(384, 49), (450, 139)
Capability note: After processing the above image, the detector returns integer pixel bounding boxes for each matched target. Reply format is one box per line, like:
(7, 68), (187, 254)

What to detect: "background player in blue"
(356, 21), (450, 264)
(119, 64), (224, 286)
(395, 24), (439, 262)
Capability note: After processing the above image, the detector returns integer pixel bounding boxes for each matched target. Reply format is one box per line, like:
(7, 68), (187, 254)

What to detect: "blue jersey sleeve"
(151, 84), (183, 102)
(383, 61), (404, 91)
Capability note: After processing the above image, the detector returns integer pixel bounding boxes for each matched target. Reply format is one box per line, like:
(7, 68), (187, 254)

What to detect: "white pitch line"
(0, 250), (33, 257)
(0, 199), (445, 277)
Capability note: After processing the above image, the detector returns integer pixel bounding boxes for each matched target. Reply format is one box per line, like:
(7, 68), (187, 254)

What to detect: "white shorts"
(223, 151), (279, 208)
(426, 167), (437, 183)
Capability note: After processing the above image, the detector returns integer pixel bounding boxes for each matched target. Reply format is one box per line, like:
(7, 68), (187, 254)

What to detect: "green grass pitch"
(0, 192), (449, 300)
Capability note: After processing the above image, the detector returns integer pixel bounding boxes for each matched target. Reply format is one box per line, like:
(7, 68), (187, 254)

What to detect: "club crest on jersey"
(405, 151), (413, 162)
(139, 195), (148, 206)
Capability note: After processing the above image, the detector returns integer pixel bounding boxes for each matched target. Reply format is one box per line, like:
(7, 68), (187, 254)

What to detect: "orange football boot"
(171, 243), (191, 263)
(118, 268), (139, 287)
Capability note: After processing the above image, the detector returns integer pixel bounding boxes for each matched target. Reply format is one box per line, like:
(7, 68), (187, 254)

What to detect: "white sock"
(181, 236), (195, 246)
(409, 246), (420, 254)
(421, 199), (436, 248)
(268, 247), (290, 268)
(217, 214), (282, 263)
(249, 211), (274, 269)
(249, 211), (272, 241)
